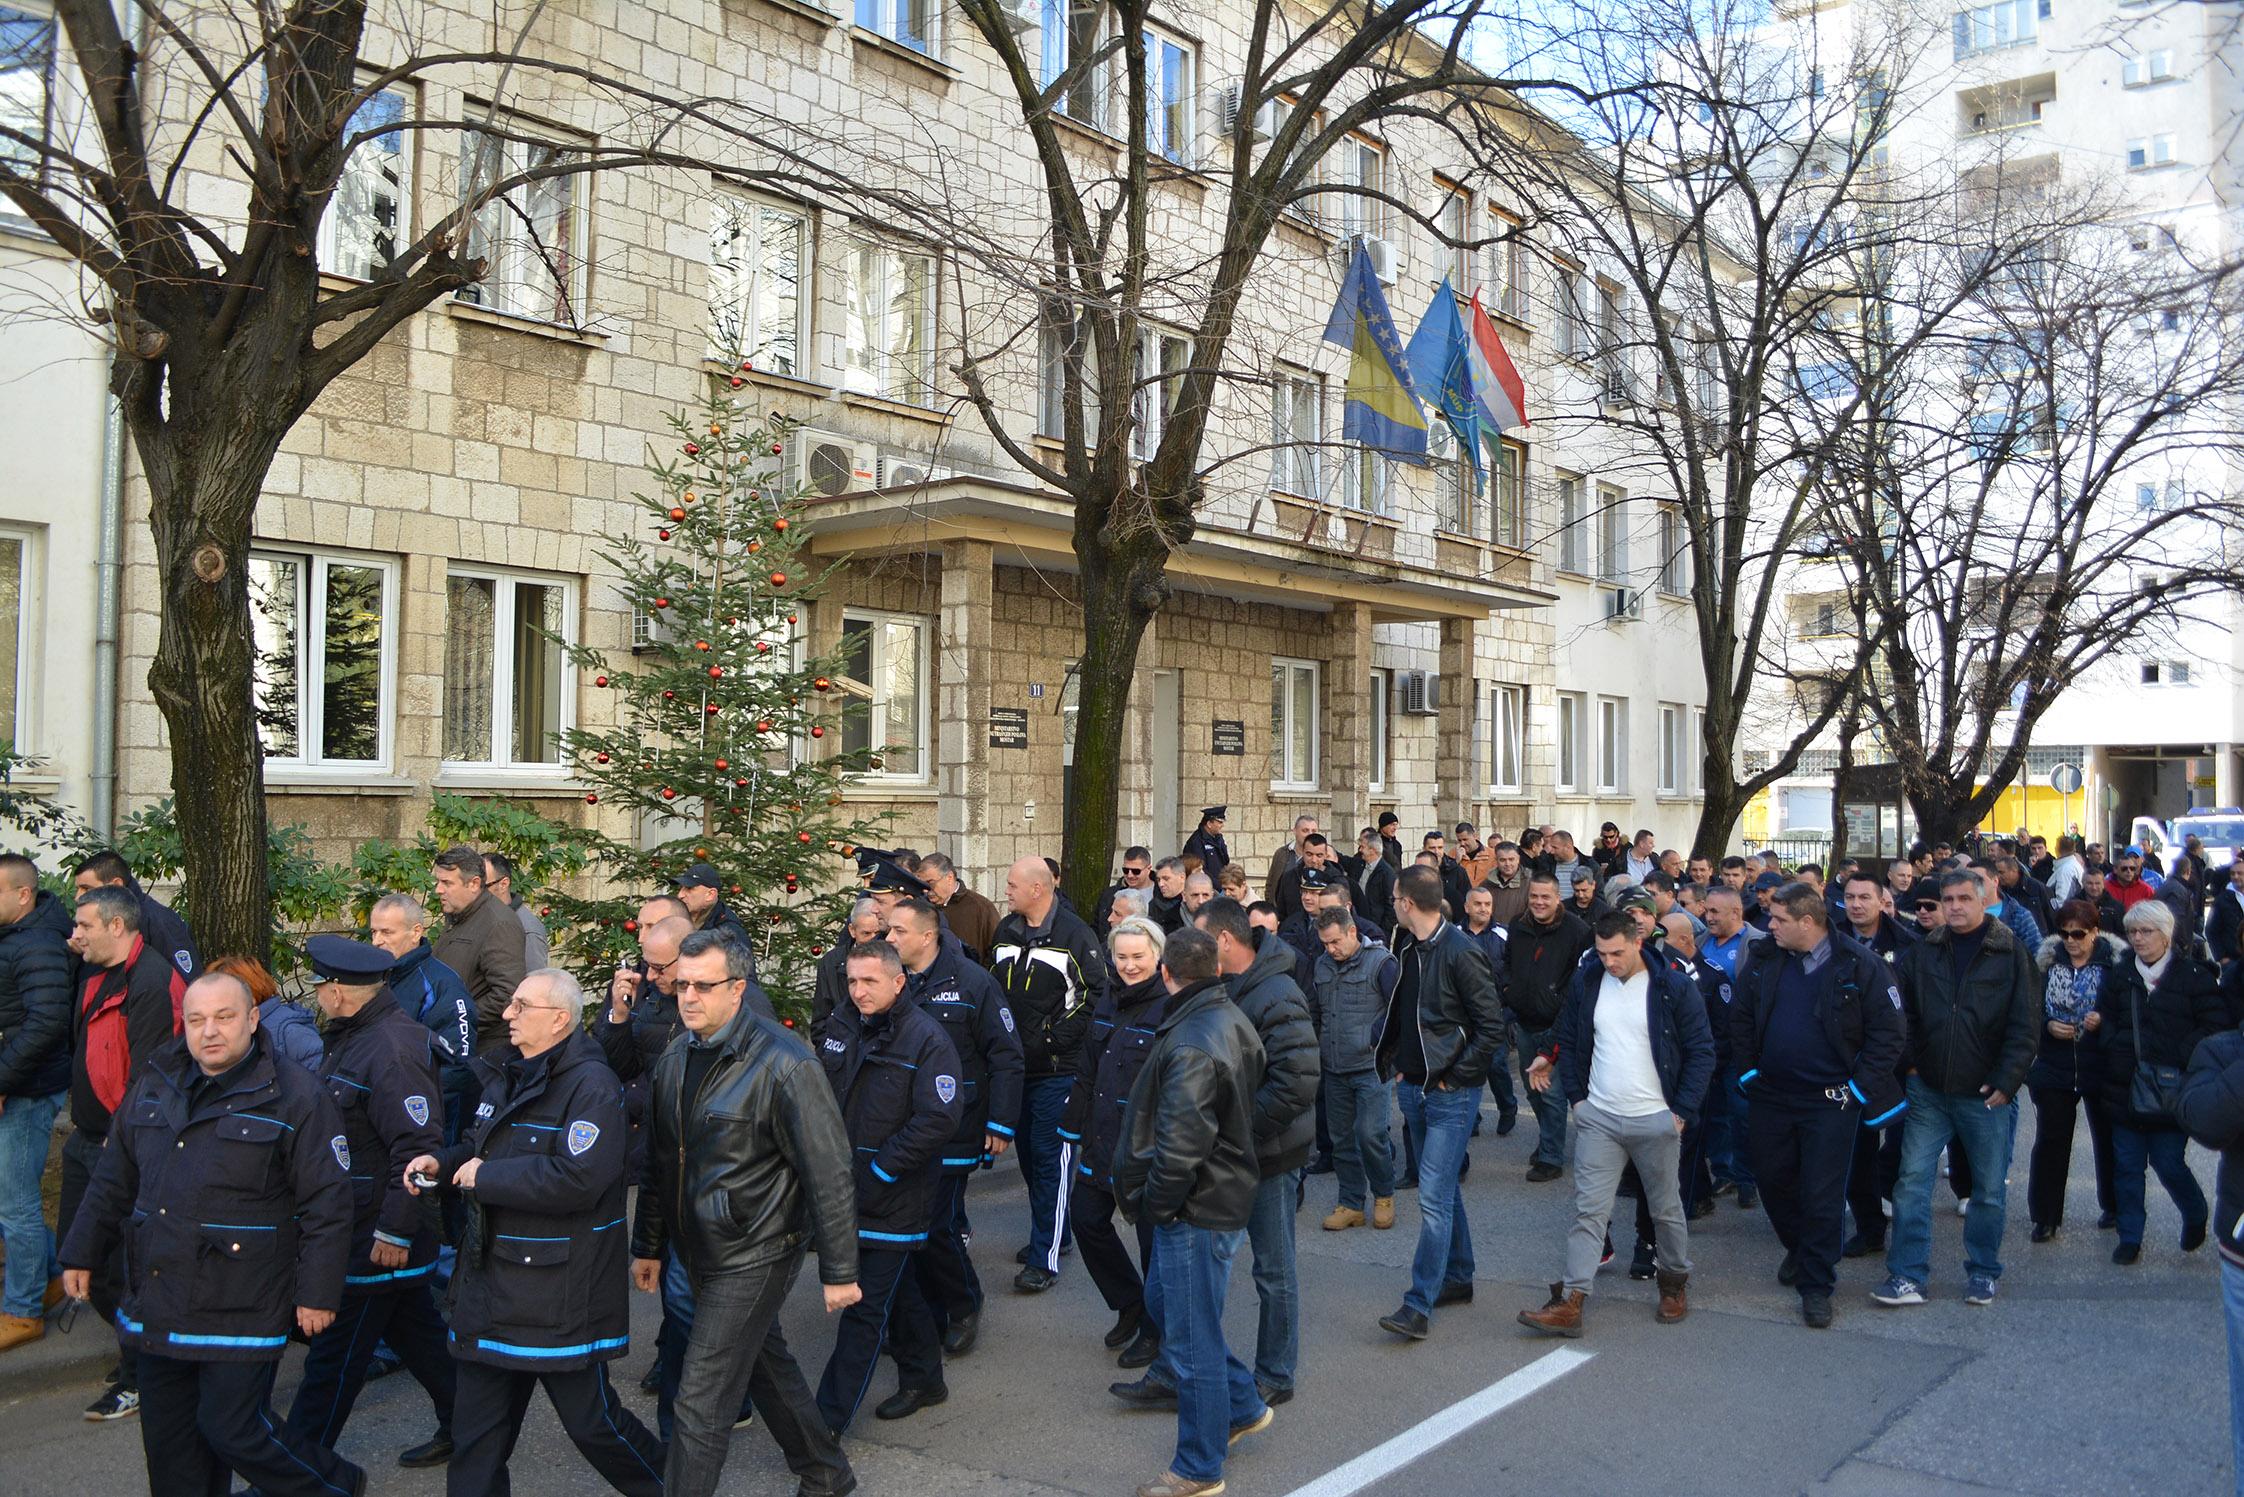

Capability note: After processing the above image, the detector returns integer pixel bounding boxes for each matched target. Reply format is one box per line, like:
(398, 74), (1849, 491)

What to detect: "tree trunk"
(1906, 781), (1997, 851)
(1690, 780), (1752, 862)
(1060, 532), (1166, 917)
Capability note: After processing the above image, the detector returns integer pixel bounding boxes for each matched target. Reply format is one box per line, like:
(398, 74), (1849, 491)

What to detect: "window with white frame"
(1270, 657), (1320, 789)
(0, 4), (55, 174)
(1952, 0), (2037, 58)
(1657, 503), (1690, 593)
(1557, 690), (1586, 792)
(1270, 368), (1322, 497)
(1145, 30), (1195, 165)
(2126, 134), (2176, 170)
(2121, 50), (2174, 86)
(1491, 438), (1525, 547)
(1596, 695), (1628, 793)
(1438, 183), (1471, 289)
(1334, 136), (1386, 241)
(858, 0), (937, 52)
(0, 528), (27, 746)
(1430, 423), (1475, 534)
(1039, 311), (1101, 438)
(838, 610), (930, 779)
(1556, 265), (1591, 358)
(1041, 0), (1105, 127)
(1369, 668), (1391, 792)
(1691, 707), (1705, 794)
(317, 86), (411, 281)
(1340, 444), (1390, 515)
(1658, 702), (1685, 794)
(1556, 473), (1588, 574)
(249, 550), (396, 769)
(1596, 280), (1628, 401)
(1596, 484), (1629, 581)
(442, 569), (575, 769)
(842, 238), (936, 404)
(1489, 683), (1524, 795)
(709, 196), (807, 376)
(1131, 327), (1189, 461)
(459, 123), (587, 324)
(1488, 210), (1529, 322)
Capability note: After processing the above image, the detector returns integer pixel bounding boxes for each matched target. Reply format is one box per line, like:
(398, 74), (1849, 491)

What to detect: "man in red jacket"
(58, 884), (184, 1420)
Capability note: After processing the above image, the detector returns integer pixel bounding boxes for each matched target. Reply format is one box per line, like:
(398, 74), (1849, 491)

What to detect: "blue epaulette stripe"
(859, 1229), (928, 1243)
(345, 1263), (438, 1285)
(470, 1334), (630, 1359)
(167, 1332), (290, 1348)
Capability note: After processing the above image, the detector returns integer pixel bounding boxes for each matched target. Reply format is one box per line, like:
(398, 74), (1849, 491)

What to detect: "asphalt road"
(1, 1096), (2230, 1497)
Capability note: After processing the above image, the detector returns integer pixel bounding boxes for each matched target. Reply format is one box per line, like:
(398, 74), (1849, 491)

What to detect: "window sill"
(0, 220), (71, 258)
(850, 27), (958, 81)
(1051, 112), (1124, 157)
(743, 0), (840, 25)
(1488, 309), (1534, 337)
(701, 359), (835, 400)
(446, 298), (609, 346)
(1268, 787), (1327, 801)
(434, 771), (589, 797)
(842, 784), (937, 802)
(267, 774), (417, 796)
(840, 390), (952, 427)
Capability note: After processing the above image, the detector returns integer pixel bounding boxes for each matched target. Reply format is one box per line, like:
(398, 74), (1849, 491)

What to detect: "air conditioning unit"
(1244, 96), (1282, 143)
(878, 453), (952, 489)
(995, 0), (1037, 34)
(1345, 232), (1398, 286)
(1399, 669), (1442, 716)
(630, 601), (674, 653)
(1602, 586), (1644, 622)
(791, 429), (877, 499)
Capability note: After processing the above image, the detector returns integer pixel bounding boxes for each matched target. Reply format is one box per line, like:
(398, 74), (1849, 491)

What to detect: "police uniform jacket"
(1060, 974), (1169, 1192)
(817, 996), (963, 1248)
(389, 940), (476, 1094)
(60, 1031), (352, 1363)
(1184, 828), (1230, 879)
(320, 986), (445, 1286)
(906, 939), (1022, 1171)
(1730, 931), (1908, 1125)
(439, 1028), (630, 1371)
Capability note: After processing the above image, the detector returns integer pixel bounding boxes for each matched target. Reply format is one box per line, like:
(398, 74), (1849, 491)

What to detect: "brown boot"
(0, 1314), (43, 1353)
(1656, 1270), (1689, 1324)
(1322, 1205), (1365, 1231)
(1517, 1283), (1586, 1338)
(1371, 1197), (1395, 1230)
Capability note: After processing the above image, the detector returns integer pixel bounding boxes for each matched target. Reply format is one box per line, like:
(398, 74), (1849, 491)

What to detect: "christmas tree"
(543, 364), (893, 1023)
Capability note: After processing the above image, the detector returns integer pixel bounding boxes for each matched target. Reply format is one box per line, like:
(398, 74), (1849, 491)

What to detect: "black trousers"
(668, 1251), (851, 1497)
(817, 1245), (941, 1431)
(1847, 1120), (1904, 1244)
(58, 1129), (129, 1379)
(909, 1171), (982, 1331)
(447, 1359), (663, 1497)
(1746, 1093), (1859, 1297)
(1071, 1176), (1156, 1322)
(138, 1351), (361, 1497)
(287, 1278), (456, 1448)
(2028, 1083), (2117, 1228)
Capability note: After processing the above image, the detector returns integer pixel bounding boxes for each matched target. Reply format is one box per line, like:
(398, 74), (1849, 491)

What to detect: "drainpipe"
(90, 393), (123, 840)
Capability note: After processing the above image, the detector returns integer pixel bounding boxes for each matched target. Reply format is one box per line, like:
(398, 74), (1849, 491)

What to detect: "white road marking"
(1275, 1346), (1596, 1497)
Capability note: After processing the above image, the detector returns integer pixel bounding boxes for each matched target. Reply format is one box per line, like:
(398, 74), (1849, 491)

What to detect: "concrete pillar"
(1435, 616), (1474, 831)
(2219, 743), (2239, 810)
(936, 540), (994, 886)
(1327, 602), (1374, 838)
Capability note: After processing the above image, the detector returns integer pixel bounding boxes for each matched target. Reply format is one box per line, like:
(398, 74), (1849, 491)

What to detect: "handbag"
(2127, 982), (2186, 1120)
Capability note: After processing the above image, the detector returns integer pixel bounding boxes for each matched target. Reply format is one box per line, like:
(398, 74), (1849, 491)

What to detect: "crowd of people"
(2, 811), (2243, 1497)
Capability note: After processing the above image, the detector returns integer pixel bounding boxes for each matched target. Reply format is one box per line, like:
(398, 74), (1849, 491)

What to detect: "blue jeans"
(2222, 1256), (2244, 1494)
(1484, 1031), (1518, 1118)
(1516, 1028), (1569, 1168)
(0, 1090), (62, 1317)
(1018, 1075), (1076, 1269)
(1154, 1223), (1264, 1484)
(1887, 1078), (2018, 1286)
(1397, 1082), (1477, 1315)
(1244, 1174), (1297, 1393)
(1325, 1070), (1396, 1210)
(2111, 1122), (2208, 1248)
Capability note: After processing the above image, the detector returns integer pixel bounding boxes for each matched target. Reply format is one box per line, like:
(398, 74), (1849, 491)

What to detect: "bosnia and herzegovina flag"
(1321, 240), (1430, 463)
(1468, 292), (1530, 435)
(1404, 277), (1481, 473)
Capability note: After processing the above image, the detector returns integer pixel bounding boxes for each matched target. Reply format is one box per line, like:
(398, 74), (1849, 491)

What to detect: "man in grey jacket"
(429, 844), (528, 1053)
(1308, 909), (1399, 1233)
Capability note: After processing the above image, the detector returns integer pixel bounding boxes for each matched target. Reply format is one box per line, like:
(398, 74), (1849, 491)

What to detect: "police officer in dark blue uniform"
(1185, 807), (1230, 880)
(60, 969), (359, 1497)
(371, 894), (477, 1137)
(885, 897), (1022, 1367)
(284, 935), (457, 1468)
(405, 967), (663, 1497)
(814, 939), (963, 1432)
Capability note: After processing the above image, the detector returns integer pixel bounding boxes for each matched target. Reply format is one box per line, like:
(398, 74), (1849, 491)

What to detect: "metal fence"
(1743, 833), (1834, 867)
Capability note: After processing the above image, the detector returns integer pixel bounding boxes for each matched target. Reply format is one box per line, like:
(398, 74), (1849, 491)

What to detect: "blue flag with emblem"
(1321, 240), (1430, 463)
(1403, 277), (1481, 476)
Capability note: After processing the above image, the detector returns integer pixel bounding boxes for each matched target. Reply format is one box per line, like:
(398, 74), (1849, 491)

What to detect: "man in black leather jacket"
(1113, 928), (1271, 1497)
(630, 930), (862, 1497)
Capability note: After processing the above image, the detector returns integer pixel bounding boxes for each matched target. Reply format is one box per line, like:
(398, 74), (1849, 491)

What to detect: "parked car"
(2132, 810), (2244, 873)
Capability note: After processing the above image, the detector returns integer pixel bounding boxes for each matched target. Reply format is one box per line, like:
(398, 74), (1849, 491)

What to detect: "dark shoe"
(1396, 1174), (1421, 1191)
(1736, 1187), (1758, 1211)
(1689, 1195), (1716, 1220)
(1256, 1380), (1294, 1407)
(1777, 1249), (1801, 1287)
(1433, 1280), (1474, 1307)
(1842, 1232), (1884, 1259)
(1016, 1244), (1033, 1264)
(398, 1435), (454, 1469)
(83, 1385), (139, 1421)
(1104, 1305), (1143, 1350)
(1378, 1306), (1430, 1340)
(636, 1362), (662, 1394)
(1517, 1283), (1586, 1338)
(1629, 1240), (1656, 1281)
(1654, 1270), (1688, 1325)
(1497, 1111), (1519, 1136)
(1458, 1152), (1471, 1178)
(1801, 1292), (1834, 1329)
(1599, 1235), (1616, 1268)
(1109, 1375), (1179, 1409)
(1304, 1156), (1337, 1175)
(1526, 1162), (1563, 1184)
(1472, 1114), (1484, 1136)
(798, 1475), (859, 1497)
(2113, 1242), (2142, 1265)
(1014, 1265), (1057, 1293)
(2030, 1223), (2057, 1244)
(875, 1383), (948, 1421)
(942, 1310), (979, 1356)
(2098, 1211), (2119, 1230)
(1117, 1330), (1161, 1369)
(361, 1351), (400, 1383)
(2184, 1219), (2209, 1253)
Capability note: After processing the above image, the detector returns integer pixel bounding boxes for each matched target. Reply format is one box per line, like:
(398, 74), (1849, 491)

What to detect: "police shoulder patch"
(174, 949), (194, 975)
(476, 1101), (495, 1118)
(330, 1134), (351, 1170)
(566, 1119), (601, 1156)
(998, 1006), (1016, 1034)
(823, 1037), (848, 1053)
(403, 1094), (430, 1127)
(935, 1074), (957, 1104)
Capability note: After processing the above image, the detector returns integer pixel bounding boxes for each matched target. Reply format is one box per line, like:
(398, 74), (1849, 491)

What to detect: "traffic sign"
(2049, 763), (2084, 796)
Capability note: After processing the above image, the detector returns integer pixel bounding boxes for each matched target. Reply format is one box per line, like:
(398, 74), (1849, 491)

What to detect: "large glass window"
(0, 530), (24, 746)
(1488, 210), (1530, 322)
(1658, 702), (1685, 793)
(1040, 0), (1103, 125)
(1597, 485), (1629, 581)
(1597, 695), (1628, 793)
(443, 570), (573, 769)
(1131, 327), (1189, 461)
(1557, 690), (1585, 793)
(1491, 438), (1525, 547)
(1369, 668), (1390, 792)
(859, 0), (937, 52)
(1658, 503), (1691, 593)
(0, 5), (56, 174)
(1489, 683), (1524, 794)
(1270, 368), (1322, 497)
(318, 87), (411, 281)
(838, 610), (929, 779)
(709, 197), (806, 376)
(1270, 657), (1320, 790)
(459, 127), (584, 324)
(1334, 137), (1386, 240)
(842, 239), (936, 404)
(1146, 31), (1194, 165)
(1556, 473), (1588, 574)
(250, 551), (395, 769)
(1953, 0), (2038, 59)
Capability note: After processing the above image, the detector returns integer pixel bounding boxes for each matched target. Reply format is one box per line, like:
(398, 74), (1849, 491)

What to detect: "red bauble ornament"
(754, 641), (771, 654)
(684, 442), (701, 456)
(782, 1017), (796, 1028)
(623, 919), (638, 933)
(774, 517), (791, 532)
(729, 376), (744, 388)
(740, 359), (753, 371)
(595, 752), (610, 764)
(770, 442), (783, 454)
(756, 719), (773, 732)
(657, 529), (672, 540)
(705, 703), (720, 715)
(668, 507), (685, 521)
(798, 831), (814, 843)
(734, 777), (748, 787)
(714, 757), (730, 771)
(769, 571), (787, 587)
(731, 884), (743, 894)
(810, 725), (825, 739)
(585, 793), (599, 804)
(660, 787), (677, 800)
(654, 597), (670, 609)
(813, 676), (832, 691)
(787, 614), (798, 624)
(595, 674), (609, 687)
(746, 540), (762, 554)
(663, 690), (677, 701)
(708, 666), (723, 679)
